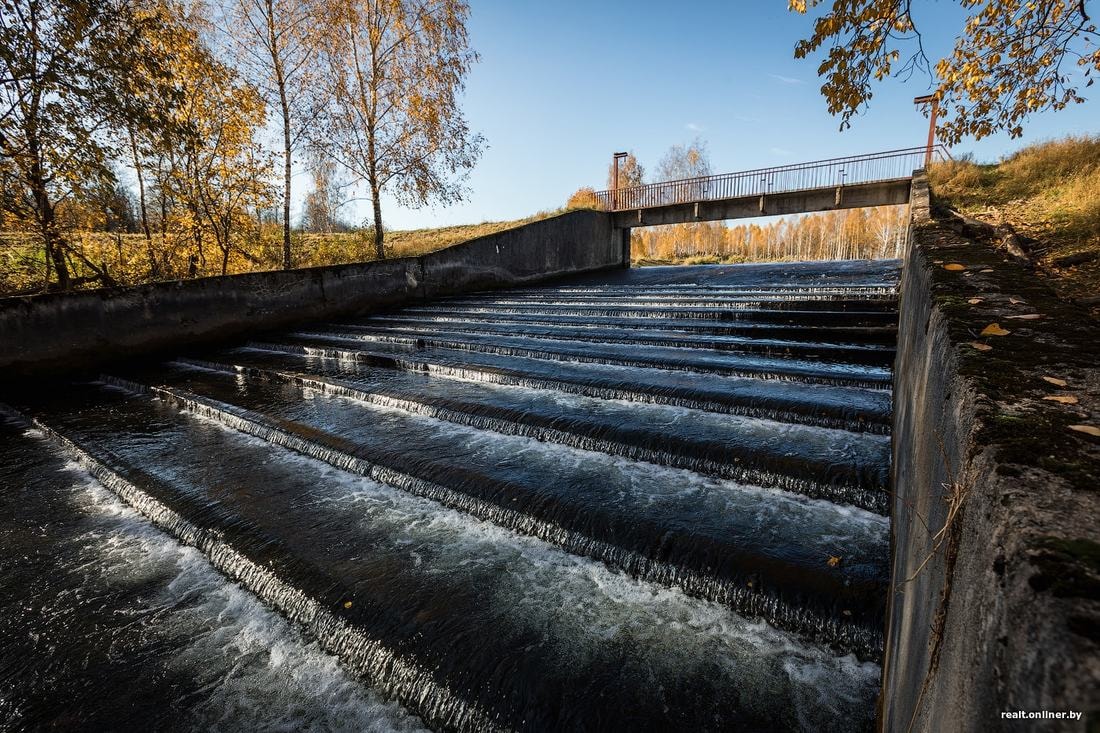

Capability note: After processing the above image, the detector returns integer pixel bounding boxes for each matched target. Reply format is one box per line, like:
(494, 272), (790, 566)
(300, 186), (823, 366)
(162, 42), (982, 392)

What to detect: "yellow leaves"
(943, 263), (967, 271)
(826, 555), (842, 567)
(343, 600), (353, 609)
(1041, 375), (1079, 407)
(980, 323), (1011, 336)
(1068, 425), (1100, 437)
(968, 341), (993, 351)
(566, 187), (605, 211)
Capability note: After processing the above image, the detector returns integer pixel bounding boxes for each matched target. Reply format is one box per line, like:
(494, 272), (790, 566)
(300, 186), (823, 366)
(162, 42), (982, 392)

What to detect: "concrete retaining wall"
(0, 209), (624, 376)
(882, 174), (1100, 730)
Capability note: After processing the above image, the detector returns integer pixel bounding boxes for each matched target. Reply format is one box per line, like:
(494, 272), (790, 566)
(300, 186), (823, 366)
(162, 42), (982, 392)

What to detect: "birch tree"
(313, 0), (483, 259)
(222, 0), (316, 268)
(302, 148), (346, 232)
(655, 139), (714, 254)
(656, 138), (711, 203)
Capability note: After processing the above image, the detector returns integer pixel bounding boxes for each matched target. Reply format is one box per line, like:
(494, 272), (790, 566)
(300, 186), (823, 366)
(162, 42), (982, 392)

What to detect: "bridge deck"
(596, 146), (949, 227)
(611, 177), (912, 227)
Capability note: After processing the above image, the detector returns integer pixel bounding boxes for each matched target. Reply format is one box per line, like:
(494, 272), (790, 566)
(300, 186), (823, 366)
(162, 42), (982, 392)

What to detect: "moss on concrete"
(1028, 537), (1100, 601)
(914, 235), (1100, 494)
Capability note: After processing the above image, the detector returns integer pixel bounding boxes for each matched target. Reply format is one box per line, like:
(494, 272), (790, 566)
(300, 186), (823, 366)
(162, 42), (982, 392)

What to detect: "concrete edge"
(881, 172), (1100, 731)
(0, 209), (624, 377)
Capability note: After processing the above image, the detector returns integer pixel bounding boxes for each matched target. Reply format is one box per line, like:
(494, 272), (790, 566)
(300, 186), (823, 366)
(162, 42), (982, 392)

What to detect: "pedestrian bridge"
(594, 146), (950, 228)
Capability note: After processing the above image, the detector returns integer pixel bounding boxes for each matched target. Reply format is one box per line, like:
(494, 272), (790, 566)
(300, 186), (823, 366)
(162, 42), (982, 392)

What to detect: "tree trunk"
(281, 109), (292, 269)
(34, 181), (68, 290)
(367, 124), (384, 259)
(266, 0), (293, 270)
(25, 121), (69, 290)
(371, 182), (385, 260)
(129, 127), (158, 279)
(42, 211), (68, 290)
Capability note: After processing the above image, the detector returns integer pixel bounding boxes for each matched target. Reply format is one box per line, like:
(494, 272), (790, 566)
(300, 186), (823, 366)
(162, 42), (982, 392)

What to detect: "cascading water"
(0, 260), (898, 732)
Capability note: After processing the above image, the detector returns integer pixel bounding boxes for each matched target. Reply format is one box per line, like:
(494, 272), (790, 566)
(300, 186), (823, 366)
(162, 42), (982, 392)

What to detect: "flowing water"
(0, 261), (897, 731)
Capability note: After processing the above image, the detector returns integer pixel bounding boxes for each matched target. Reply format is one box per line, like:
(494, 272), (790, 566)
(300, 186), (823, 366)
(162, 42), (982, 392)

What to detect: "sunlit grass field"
(930, 135), (1100, 302)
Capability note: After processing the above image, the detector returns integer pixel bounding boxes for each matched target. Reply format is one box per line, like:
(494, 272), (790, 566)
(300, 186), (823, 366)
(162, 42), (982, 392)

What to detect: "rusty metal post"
(612, 152), (627, 211)
(914, 95), (938, 167)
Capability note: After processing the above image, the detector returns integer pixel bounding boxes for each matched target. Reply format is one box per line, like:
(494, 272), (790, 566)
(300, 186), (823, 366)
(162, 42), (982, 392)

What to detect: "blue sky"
(361, 0), (1099, 231)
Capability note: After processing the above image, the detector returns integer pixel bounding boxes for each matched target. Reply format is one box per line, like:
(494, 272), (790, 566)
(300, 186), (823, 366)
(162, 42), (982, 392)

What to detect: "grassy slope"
(291, 211), (564, 265)
(929, 135), (1100, 304)
(382, 211), (559, 259)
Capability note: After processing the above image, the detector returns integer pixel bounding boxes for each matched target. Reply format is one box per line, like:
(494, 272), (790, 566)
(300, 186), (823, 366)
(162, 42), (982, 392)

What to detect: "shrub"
(565, 187), (605, 211)
(928, 154), (989, 208)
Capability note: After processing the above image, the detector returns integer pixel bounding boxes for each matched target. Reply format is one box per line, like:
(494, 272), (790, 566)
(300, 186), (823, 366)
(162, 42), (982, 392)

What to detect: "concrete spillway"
(0, 260), (897, 731)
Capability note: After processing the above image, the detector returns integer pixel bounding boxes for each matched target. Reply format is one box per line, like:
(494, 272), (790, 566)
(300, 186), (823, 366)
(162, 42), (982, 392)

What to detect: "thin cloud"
(770, 146), (794, 157)
(734, 114), (760, 123)
(685, 122), (704, 132)
(768, 73), (803, 85)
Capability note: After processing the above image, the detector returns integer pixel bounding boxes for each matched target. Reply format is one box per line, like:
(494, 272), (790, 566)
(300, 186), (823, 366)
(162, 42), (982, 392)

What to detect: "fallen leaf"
(1043, 395), (1079, 405)
(1043, 376), (1069, 387)
(980, 323), (1011, 336)
(1068, 425), (1100, 437)
(933, 259), (944, 264)
(979, 268), (994, 273)
(1009, 297), (1025, 305)
(827, 556), (842, 567)
(968, 342), (993, 351)
(343, 601), (353, 609)
(1004, 314), (1042, 320)
(968, 298), (983, 304)
(943, 263), (966, 271)
(841, 609), (852, 617)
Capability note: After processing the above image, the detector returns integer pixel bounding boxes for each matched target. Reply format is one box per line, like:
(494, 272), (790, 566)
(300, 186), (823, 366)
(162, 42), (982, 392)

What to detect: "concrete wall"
(882, 174), (1100, 730)
(0, 209), (624, 376)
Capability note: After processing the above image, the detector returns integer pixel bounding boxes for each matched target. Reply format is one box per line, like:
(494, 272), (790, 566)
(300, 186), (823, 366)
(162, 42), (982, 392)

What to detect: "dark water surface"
(1, 261), (897, 731)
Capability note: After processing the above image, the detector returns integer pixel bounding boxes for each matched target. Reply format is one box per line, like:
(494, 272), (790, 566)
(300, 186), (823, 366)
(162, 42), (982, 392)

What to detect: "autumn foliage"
(790, 1), (1099, 144)
(0, 0), (482, 294)
(565, 187), (604, 210)
(631, 207), (910, 264)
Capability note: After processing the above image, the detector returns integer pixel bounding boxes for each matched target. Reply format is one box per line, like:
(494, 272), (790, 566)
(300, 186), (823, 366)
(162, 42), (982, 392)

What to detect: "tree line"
(631, 207), (909, 263)
(0, 0), (482, 293)
(568, 138), (909, 263)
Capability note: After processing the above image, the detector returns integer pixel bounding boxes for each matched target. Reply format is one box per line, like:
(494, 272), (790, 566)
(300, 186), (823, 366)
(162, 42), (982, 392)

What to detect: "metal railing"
(594, 145), (951, 211)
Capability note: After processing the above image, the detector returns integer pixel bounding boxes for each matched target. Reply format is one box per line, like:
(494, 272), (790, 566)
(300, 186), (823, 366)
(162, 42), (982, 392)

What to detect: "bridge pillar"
(615, 226), (631, 267)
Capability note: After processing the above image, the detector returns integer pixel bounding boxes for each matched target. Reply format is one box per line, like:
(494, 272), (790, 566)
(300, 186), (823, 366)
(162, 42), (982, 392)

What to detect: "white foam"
(66, 466), (427, 733)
